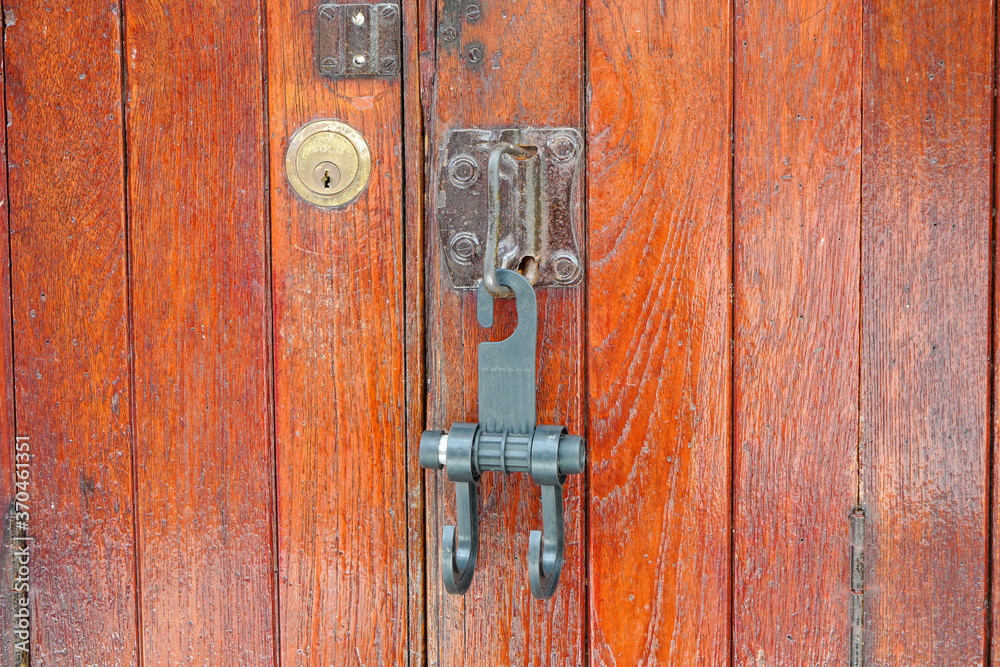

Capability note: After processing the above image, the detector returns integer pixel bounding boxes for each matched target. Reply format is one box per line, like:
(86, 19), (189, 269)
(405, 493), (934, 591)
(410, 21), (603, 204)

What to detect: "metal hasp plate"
(436, 128), (584, 291)
(419, 270), (587, 600)
(316, 3), (401, 78)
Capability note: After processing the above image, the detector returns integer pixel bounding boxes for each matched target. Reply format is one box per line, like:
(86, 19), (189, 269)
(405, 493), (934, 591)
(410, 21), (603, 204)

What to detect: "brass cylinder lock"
(285, 119), (371, 208)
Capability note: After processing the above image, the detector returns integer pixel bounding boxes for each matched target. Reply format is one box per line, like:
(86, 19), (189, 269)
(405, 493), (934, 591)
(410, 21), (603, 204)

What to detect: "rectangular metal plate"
(435, 128), (584, 290)
(316, 3), (401, 78)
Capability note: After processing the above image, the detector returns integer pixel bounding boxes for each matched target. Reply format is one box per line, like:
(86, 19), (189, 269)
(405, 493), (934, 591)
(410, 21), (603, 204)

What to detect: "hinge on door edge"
(850, 509), (866, 667)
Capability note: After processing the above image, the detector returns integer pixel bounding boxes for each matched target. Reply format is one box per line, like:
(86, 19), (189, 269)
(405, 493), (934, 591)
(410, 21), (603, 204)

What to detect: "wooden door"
(0, 0), (995, 665)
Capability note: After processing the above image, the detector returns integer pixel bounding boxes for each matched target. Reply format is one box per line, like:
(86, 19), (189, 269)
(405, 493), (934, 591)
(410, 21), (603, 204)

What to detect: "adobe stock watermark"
(11, 435), (32, 660)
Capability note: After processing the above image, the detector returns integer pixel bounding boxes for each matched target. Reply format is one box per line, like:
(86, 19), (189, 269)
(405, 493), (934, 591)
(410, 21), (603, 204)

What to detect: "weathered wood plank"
(862, 0), (993, 663)
(425, 0), (586, 664)
(267, 2), (410, 664)
(733, 0), (861, 663)
(403, 0), (434, 663)
(0, 42), (18, 667)
(124, 0), (275, 661)
(4, 0), (138, 662)
(586, 1), (732, 663)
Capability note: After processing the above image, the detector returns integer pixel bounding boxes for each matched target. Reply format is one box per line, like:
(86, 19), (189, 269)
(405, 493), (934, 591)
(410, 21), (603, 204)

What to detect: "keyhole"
(311, 161), (342, 194)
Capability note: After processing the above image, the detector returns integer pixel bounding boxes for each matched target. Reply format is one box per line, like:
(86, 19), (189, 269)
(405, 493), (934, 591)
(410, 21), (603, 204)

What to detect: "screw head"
(319, 57), (337, 74)
(441, 25), (457, 42)
(381, 56), (399, 75)
(353, 53), (367, 67)
(551, 252), (582, 284)
(547, 135), (579, 162)
(318, 5), (336, 20)
(380, 5), (399, 22)
(466, 46), (483, 63)
(448, 232), (481, 266)
(465, 3), (481, 21)
(351, 10), (365, 25)
(447, 155), (479, 188)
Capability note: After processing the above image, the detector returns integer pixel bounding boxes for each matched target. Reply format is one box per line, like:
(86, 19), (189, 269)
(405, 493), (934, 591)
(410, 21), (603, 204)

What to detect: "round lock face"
(284, 120), (371, 208)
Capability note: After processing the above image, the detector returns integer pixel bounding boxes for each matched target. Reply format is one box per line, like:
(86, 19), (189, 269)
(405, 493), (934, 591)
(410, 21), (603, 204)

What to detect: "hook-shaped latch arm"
(527, 425), (584, 599)
(420, 423), (481, 594)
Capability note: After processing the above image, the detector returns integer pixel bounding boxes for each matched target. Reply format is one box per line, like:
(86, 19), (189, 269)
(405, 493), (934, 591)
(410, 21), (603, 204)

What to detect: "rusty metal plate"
(435, 128), (584, 291)
(316, 3), (401, 78)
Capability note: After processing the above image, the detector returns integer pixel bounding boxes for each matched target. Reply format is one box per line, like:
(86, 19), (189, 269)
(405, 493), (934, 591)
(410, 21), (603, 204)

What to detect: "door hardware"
(285, 119), (371, 208)
(420, 269), (586, 599)
(315, 3), (401, 78)
(436, 128), (584, 295)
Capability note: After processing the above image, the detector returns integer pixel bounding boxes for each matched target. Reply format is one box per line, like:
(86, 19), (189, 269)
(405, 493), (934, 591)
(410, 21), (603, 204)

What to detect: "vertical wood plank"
(732, 1), (861, 663)
(404, 0), (434, 663)
(267, 2), (409, 665)
(0, 42), (17, 667)
(424, 1), (585, 664)
(863, 0), (993, 663)
(3, 0), (138, 662)
(995, 6), (1000, 663)
(585, 1), (732, 664)
(124, 0), (275, 662)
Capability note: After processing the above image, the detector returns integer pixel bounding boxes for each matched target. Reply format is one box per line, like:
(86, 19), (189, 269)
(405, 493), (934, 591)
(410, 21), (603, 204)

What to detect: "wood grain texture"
(994, 6), (1000, 662)
(404, 0), (434, 663)
(586, 1), (732, 664)
(732, 1), (861, 663)
(424, 0), (585, 664)
(124, 0), (275, 662)
(862, 0), (993, 663)
(267, 2), (409, 665)
(3, 0), (138, 663)
(0, 44), (17, 667)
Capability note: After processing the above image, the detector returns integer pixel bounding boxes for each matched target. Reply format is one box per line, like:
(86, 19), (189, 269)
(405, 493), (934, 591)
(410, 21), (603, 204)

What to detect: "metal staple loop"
(484, 142), (538, 298)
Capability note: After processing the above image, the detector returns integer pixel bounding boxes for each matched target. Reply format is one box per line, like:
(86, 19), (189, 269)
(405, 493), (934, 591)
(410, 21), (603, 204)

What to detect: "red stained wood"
(733, 1), (861, 663)
(0, 45), (17, 667)
(124, 0), (275, 662)
(995, 7), (1000, 662)
(403, 0), (434, 663)
(3, 0), (138, 662)
(267, 2), (410, 665)
(424, 1), (586, 664)
(586, 1), (732, 664)
(862, 1), (993, 663)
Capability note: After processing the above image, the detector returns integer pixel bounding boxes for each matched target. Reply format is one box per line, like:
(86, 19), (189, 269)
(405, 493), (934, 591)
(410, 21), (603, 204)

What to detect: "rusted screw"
(547, 135), (578, 162)
(319, 57), (337, 74)
(318, 5), (336, 20)
(552, 252), (582, 284)
(448, 232), (481, 266)
(467, 46), (483, 63)
(441, 25), (457, 42)
(465, 3), (482, 21)
(447, 155), (479, 187)
(380, 5), (399, 22)
(381, 56), (399, 75)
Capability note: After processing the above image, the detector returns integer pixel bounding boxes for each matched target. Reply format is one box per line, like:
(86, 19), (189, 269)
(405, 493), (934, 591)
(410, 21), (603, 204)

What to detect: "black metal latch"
(420, 270), (586, 599)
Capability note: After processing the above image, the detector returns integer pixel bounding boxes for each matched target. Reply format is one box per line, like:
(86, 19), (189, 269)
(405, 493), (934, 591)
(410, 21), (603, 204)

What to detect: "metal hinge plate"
(436, 128), (584, 291)
(316, 3), (401, 78)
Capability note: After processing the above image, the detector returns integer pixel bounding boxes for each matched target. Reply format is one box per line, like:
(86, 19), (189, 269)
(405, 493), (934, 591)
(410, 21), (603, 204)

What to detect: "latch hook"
(420, 269), (586, 599)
